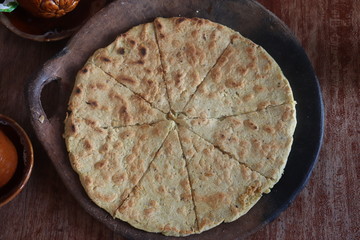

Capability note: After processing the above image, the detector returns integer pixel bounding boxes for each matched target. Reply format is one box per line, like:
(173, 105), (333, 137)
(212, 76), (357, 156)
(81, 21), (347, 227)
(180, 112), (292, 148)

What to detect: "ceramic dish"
(0, 114), (34, 207)
(26, 0), (324, 239)
(0, 0), (108, 42)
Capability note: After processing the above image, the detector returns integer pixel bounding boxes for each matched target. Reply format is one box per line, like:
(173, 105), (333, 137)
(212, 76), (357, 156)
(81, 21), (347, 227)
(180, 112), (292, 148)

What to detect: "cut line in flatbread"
(177, 126), (273, 233)
(175, 129), (200, 232)
(183, 34), (295, 119)
(64, 119), (174, 215)
(177, 103), (297, 181)
(67, 63), (166, 128)
(154, 17), (234, 112)
(115, 129), (197, 236)
(89, 22), (170, 113)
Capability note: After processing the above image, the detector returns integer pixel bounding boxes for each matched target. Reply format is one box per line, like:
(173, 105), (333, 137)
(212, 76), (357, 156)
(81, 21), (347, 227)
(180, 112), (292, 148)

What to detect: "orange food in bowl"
(0, 129), (18, 188)
(17, 0), (80, 18)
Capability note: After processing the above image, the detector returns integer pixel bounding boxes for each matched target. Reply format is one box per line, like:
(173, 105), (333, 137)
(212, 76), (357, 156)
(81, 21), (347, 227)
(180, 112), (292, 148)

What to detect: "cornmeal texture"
(64, 17), (297, 236)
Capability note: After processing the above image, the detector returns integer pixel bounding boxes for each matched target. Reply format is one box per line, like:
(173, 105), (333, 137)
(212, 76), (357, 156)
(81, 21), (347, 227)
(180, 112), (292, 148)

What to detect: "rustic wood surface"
(0, 0), (359, 239)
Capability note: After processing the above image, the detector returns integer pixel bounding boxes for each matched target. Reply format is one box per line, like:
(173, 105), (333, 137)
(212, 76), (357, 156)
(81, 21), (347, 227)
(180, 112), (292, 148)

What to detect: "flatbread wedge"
(115, 130), (197, 236)
(154, 17), (234, 112)
(178, 103), (296, 181)
(67, 62), (166, 127)
(178, 126), (273, 233)
(64, 119), (174, 215)
(89, 22), (170, 113)
(184, 34), (295, 118)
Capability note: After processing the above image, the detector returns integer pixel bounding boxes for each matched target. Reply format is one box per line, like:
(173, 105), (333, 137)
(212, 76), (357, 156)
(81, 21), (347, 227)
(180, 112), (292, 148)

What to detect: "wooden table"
(0, 1), (359, 239)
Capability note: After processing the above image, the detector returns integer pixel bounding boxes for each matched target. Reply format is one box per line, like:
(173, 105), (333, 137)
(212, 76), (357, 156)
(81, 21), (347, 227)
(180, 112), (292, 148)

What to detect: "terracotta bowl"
(0, 0), (109, 42)
(0, 114), (34, 207)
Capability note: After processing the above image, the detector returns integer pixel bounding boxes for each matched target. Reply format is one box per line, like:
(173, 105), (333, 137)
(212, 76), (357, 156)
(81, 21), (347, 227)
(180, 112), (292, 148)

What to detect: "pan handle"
(27, 72), (59, 125)
(26, 49), (68, 136)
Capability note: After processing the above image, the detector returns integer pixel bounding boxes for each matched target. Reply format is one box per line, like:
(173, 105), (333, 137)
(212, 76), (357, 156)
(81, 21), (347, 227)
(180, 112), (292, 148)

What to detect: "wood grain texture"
(0, 0), (359, 239)
(253, 0), (360, 239)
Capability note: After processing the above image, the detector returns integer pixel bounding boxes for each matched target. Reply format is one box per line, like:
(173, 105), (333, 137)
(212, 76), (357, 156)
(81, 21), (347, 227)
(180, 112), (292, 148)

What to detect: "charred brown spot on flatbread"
(139, 46), (147, 57)
(101, 56), (111, 62)
(119, 106), (128, 115)
(84, 118), (96, 127)
(83, 139), (92, 150)
(96, 83), (106, 90)
(253, 84), (265, 93)
(244, 119), (258, 130)
(263, 125), (276, 134)
(71, 124), (76, 133)
(117, 47), (125, 55)
(75, 87), (81, 94)
(128, 39), (136, 46)
(197, 192), (229, 209)
(176, 17), (186, 24)
(196, 18), (204, 25)
(230, 34), (241, 43)
(225, 78), (244, 88)
(117, 75), (137, 86)
(281, 107), (293, 121)
(237, 66), (248, 75)
(191, 30), (199, 38)
(94, 160), (106, 169)
(155, 20), (162, 29)
(147, 80), (154, 86)
(243, 94), (254, 102)
(112, 172), (127, 184)
(107, 90), (124, 103)
(257, 101), (270, 110)
(86, 100), (98, 108)
(175, 72), (184, 87)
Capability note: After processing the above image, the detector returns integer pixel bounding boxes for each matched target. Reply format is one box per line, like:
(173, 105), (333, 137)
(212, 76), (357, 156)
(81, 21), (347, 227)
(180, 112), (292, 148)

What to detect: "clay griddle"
(26, 0), (324, 239)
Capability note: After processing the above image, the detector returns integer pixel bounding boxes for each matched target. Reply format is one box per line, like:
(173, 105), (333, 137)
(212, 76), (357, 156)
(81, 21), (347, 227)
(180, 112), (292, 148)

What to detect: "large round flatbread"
(64, 17), (296, 236)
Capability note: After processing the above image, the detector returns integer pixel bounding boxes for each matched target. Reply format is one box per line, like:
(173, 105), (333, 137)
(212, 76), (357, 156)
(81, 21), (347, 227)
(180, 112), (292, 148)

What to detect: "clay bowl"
(0, 0), (109, 42)
(0, 114), (34, 207)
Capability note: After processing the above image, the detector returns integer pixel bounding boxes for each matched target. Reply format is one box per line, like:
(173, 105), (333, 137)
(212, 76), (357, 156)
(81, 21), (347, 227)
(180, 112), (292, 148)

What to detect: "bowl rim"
(0, 114), (34, 207)
(0, 13), (77, 42)
(0, 0), (112, 42)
